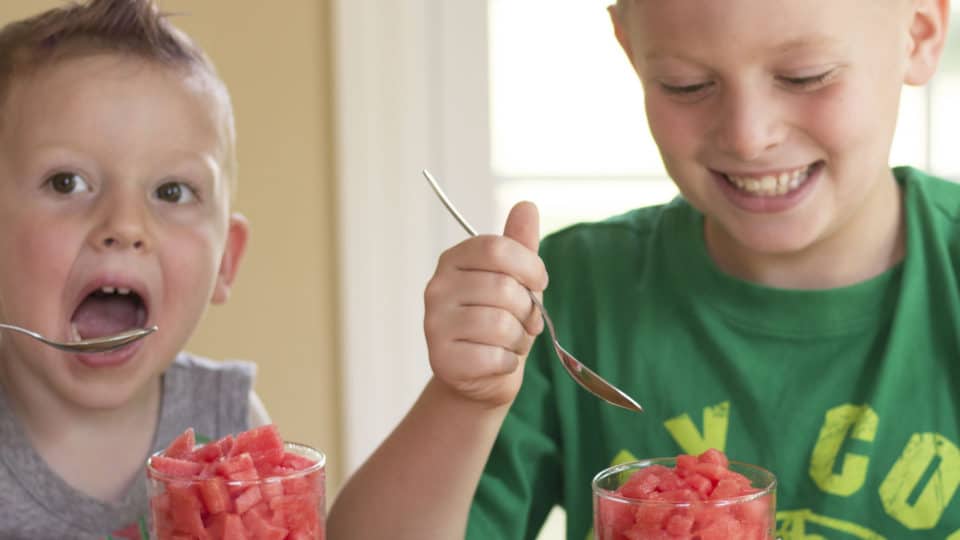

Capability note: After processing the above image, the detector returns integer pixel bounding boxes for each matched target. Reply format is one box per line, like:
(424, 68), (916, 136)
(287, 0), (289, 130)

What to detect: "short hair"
(0, 0), (238, 190)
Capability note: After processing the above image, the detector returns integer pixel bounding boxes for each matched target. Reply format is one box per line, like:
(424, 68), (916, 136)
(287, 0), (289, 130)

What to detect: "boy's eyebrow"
(774, 34), (843, 54)
(644, 34), (843, 62)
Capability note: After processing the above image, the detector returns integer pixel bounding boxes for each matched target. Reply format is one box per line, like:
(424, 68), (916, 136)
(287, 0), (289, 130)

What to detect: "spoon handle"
(423, 170), (478, 237)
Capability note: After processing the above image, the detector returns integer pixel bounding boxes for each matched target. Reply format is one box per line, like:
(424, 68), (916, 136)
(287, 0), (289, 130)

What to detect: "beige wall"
(0, 1), (342, 490)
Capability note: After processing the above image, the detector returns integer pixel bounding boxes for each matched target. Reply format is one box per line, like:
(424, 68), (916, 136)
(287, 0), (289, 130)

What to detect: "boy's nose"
(90, 198), (151, 252)
(101, 234), (145, 250)
(714, 90), (787, 161)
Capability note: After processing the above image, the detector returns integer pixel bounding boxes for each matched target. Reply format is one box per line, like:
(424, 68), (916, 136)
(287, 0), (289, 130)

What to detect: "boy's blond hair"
(0, 0), (238, 190)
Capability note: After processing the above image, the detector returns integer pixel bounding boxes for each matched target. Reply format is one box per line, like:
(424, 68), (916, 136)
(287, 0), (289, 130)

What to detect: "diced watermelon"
(215, 452), (256, 477)
(147, 424), (325, 539)
(190, 434), (236, 463)
(222, 513), (249, 539)
(151, 456), (205, 479)
(692, 461), (727, 483)
(698, 448), (729, 468)
(164, 428), (196, 460)
(712, 475), (751, 499)
(593, 449), (775, 540)
(242, 508), (289, 540)
(685, 472), (714, 498)
(269, 494), (320, 529)
(675, 453), (698, 471)
(233, 425), (284, 456)
(167, 485), (206, 539)
(664, 512), (694, 535)
(281, 473), (313, 496)
(251, 447), (287, 475)
(204, 513), (229, 539)
(260, 479), (284, 499)
(198, 476), (232, 514)
(282, 453), (317, 471)
(234, 485), (263, 514)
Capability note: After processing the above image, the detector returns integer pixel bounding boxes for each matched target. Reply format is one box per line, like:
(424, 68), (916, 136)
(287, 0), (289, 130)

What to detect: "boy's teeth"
(98, 286), (132, 295)
(70, 322), (81, 341)
(726, 166), (810, 196)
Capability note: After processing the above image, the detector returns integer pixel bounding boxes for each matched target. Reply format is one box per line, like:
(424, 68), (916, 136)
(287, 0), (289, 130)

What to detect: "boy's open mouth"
(721, 161), (821, 197)
(70, 286), (148, 340)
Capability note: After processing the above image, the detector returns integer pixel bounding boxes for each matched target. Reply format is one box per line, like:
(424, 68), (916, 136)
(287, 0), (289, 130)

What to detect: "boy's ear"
(211, 212), (250, 305)
(904, 0), (950, 85)
(608, 4), (635, 66)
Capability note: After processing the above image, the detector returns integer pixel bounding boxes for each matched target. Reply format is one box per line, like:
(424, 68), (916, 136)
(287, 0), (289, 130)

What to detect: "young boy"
(0, 0), (267, 538)
(329, 0), (959, 538)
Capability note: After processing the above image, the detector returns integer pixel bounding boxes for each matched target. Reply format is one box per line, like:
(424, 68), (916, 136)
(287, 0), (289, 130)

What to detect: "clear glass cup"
(593, 457), (777, 540)
(146, 441), (326, 540)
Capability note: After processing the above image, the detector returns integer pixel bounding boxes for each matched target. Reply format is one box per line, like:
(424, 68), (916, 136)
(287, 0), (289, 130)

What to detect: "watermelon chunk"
(594, 449), (775, 540)
(198, 476), (232, 514)
(147, 424), (325, 540)
(164, 428), (197, 460)
(150, 456), (204, 479)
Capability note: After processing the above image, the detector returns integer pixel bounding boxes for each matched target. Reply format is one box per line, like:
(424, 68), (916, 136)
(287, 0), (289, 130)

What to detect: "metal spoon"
(422, 169), (644, 413)
(0, 323), (158, 353)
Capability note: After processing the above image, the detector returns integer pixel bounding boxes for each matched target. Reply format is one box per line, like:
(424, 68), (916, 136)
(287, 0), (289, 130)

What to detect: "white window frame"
(333, 0), (493, 475)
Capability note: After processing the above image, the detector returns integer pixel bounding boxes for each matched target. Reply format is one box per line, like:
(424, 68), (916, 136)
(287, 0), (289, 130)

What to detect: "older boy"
(0, 0), (266, 538)
(329, 0), (959, 538)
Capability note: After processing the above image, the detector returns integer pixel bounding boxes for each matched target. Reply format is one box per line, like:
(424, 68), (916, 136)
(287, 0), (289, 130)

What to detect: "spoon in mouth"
(0, 323), (158, 353)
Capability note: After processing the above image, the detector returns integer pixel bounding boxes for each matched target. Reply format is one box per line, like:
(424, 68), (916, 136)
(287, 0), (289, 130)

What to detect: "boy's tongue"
(71, 295), (139, 339)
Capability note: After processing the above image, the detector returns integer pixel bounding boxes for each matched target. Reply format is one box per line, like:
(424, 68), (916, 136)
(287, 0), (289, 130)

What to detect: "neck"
(0, 350), (162, 501)
(705, 170), (904, 289)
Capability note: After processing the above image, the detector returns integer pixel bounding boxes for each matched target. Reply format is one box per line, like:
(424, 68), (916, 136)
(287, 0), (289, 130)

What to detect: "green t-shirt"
(467, 167), (960, 540)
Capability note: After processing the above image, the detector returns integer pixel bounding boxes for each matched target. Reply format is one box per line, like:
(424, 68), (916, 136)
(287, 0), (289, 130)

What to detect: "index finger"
(437, 235), (548, 293)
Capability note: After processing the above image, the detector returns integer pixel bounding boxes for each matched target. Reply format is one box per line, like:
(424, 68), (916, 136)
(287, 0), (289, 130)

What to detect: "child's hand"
(424, 201), (548, 407)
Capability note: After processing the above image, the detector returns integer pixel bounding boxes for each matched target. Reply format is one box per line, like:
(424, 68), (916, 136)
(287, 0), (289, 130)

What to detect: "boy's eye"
(46, 172), (91, 194)
(658, 81), (713, 98)
(779, 70), (836, 90)
(155, 181), (197, 204)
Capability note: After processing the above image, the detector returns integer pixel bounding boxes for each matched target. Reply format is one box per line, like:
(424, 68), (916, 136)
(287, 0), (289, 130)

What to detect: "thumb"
(504, 201), (546, 336)
(503, 201), (540, 252)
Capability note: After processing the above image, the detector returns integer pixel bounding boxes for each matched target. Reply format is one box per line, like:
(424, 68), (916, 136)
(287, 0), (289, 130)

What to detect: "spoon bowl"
(422, 169), (643, 413)
(0, 323), (158, 354)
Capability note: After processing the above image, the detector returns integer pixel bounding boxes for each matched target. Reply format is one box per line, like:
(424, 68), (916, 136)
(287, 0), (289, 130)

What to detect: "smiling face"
(0, 53), (247, 410)
(611, 0), (948, 284)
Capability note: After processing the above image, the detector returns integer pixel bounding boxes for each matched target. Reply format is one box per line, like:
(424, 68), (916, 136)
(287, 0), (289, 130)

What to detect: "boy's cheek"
(0, 237), (70, 322)
(644, 99), (700, 153)
(801, 82), (896, 151)
(12, 236), (72, 289)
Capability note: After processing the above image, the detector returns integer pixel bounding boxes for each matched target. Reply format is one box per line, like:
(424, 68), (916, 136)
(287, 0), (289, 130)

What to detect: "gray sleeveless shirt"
(0, 353), (255, 540)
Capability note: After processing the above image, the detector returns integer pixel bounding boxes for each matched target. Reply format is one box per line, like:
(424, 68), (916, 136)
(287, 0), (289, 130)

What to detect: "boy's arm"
(328, 377), (512, 539)
(327, 202), (546, 539)
(247, 390), (271, 427)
